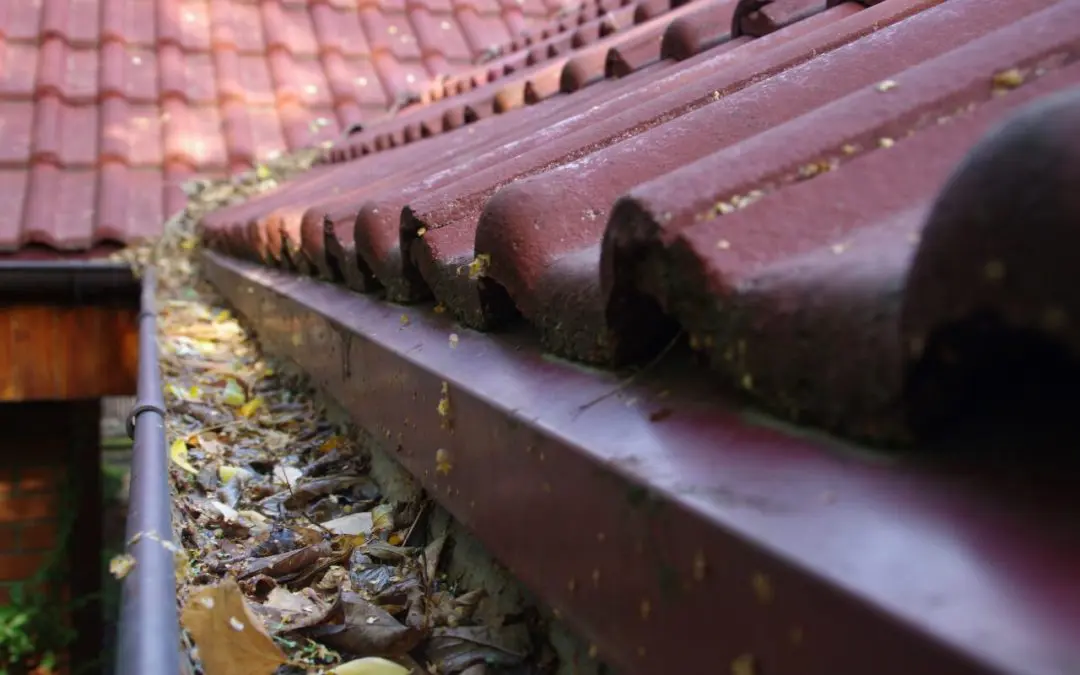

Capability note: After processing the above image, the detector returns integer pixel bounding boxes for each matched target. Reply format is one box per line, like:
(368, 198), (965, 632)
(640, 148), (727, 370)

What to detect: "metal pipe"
(116, 268), (182, 675)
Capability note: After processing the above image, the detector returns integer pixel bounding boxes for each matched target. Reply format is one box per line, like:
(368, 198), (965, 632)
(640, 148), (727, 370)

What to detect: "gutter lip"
(202, 249), (1080, 675)
(0, 260), (141, 306)
(115, 268), (182, 675)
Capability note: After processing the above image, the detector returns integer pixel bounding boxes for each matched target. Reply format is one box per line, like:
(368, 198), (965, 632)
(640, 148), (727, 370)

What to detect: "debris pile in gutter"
(110, 151), (571, 675)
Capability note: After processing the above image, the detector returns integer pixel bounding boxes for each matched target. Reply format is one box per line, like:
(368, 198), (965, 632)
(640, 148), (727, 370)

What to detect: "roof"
(198, 0), (1080, 444)
(0, 0), (562, 256)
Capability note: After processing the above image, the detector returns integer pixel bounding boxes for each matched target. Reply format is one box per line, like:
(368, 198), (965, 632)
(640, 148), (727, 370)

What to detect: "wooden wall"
(0, 306), (138, 402)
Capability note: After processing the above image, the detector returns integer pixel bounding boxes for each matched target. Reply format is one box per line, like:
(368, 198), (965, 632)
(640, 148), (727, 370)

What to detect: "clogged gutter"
(111, 152), (560, 675)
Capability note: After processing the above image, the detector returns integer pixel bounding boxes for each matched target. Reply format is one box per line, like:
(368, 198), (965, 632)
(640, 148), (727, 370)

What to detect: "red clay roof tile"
(0, 0), (561, 256)
(200, 0), (1080, 449)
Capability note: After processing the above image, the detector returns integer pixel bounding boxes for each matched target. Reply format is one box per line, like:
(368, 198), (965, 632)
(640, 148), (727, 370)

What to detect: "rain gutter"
(202, 250), (1080, 675)
(0, 260), (180, 672)
(0, 260), (141, 306)
(116, 268), (182, 675)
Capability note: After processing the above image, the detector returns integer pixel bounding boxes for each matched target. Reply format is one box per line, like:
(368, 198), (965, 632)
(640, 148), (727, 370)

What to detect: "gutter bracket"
(126, 402), (167, 440)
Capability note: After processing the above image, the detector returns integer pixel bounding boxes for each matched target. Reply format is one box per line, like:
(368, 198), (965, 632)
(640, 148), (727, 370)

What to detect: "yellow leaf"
(330, 657), (410, 675)
(371, 504), (394, 533)
(239, 397), (263, 418)
(109, 553), (136, 580)
(319, 436), (342, 454)
(222, 378), (246, 406)
(189, 385), (201, 400)
(181, 579), (286, 675)
(170, 439), (198, 475)
(345, 533), (367, 547)
(217, 462), (240, 483)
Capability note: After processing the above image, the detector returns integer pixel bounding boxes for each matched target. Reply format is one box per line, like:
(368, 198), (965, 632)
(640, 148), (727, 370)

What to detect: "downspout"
(116, 268), (182, 675)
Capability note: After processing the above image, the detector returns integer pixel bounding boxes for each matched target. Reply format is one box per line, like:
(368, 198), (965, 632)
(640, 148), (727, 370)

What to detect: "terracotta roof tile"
(201, 0), (1080, 448)
(0, 0), (561, 256)
(0, 101), (34, 164)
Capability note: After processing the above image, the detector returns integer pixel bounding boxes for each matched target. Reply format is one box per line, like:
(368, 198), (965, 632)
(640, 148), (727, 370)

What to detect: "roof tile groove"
(0, 0), (564, 255)
(324, 0), (700, 158)
(557, 0), (677, 91)
(600, 0), (1078, 434)
(493, 0), (1012, 358)
(669, 63), (1080, 439)
(216, 0), (861, 290)
(406, 1), (874, 320)
(201, 0), (1080, 452)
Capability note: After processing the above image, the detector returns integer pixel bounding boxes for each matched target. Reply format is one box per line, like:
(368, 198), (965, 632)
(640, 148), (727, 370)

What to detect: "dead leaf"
(349, 551), (396, 595)
(170, 438), (199, 474)
(319, 436), (343, 453)
(265, 586), (313, 613)
(282, 476), (367, 509)
(252, 586), (336, 634)
(425, 624), (531, 673)
(239, 397), (263, 417)
(217, 464), (253, 484)
(362, 541), (415, 562)
(423, 535), (446, 584)
(181, 579), (286, 675)
(321, 512), (374, 536)
(371, 503), (394, 532)
(240, 541), (333, 579)
(302, 591), (424, 656)
(222, 378), (247, 406)
(109, 553), (136, 579)
(273, 464), (304, 486)
(210, 500), (240, 522)
(286, 543), (353, 589)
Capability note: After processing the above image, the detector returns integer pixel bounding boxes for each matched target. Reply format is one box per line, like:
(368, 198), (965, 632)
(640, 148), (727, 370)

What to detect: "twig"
(402, 500), (429, 547)
(574, 331), (683, 416)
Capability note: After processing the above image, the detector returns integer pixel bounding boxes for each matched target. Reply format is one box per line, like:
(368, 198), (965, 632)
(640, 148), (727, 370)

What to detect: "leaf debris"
(113, 149), (552, 675)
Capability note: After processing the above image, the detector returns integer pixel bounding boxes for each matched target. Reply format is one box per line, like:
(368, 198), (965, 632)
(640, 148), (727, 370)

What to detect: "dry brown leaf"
(240, 541), (333, 579)
(264, 586), (313, 613)
(425, 624), (531, 673)
(283, 475), (367, 509)
(302, 591), (424, 655)
(252, 587), (336, 635)
(423, 535), (446, 584)
(181, 578), (286, 675)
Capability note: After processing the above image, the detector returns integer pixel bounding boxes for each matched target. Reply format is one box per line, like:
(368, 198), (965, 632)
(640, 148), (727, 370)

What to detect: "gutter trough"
(0, 260), (181, 672)
(203, 249), (1080, 675)
(116, 268), (182, 675)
